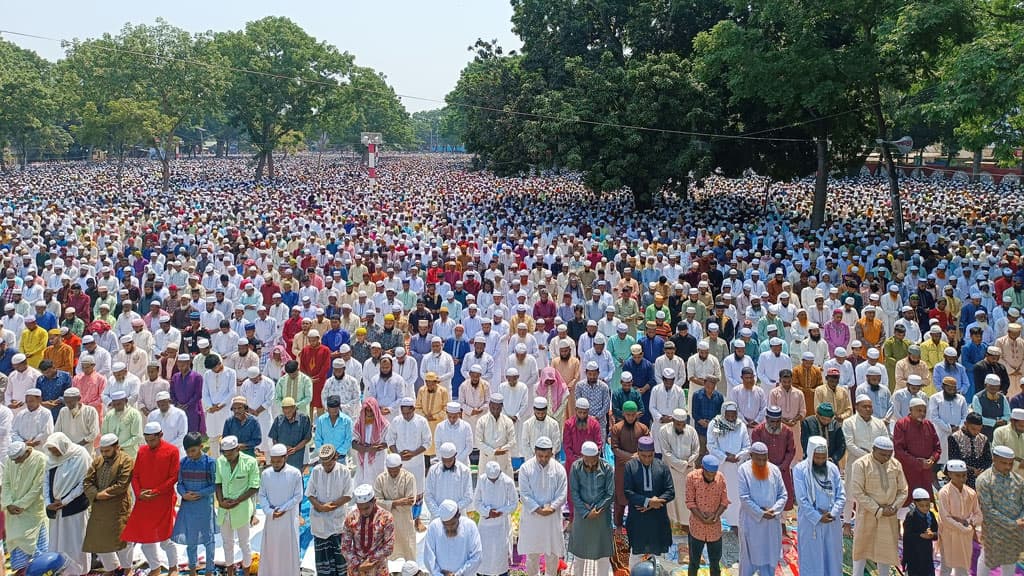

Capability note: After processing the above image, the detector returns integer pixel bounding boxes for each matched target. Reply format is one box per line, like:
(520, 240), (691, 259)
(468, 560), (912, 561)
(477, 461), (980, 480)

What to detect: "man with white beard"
(707, 401), (751, 528)
(474, 461), (517, 576)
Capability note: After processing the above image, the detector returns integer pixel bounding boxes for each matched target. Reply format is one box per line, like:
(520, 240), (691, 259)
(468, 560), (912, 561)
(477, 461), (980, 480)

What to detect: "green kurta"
(83, 450), (135, 553)
(883, 337), (910, 388)
(215, 452), (261, 527)
(568, 458), (616, 559)
(101, 406), (143, 458)
(1, 449), (47, 554)
(976, 467), (1024, 567)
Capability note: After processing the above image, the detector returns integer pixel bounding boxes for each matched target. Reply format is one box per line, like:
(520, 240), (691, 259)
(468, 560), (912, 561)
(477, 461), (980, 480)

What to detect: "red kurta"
(300, 344), (332, 409)
(121, 439), (180, 543)
(562, 416), (604, 516)
(751, 423), (797, 510)
(893, 416), (941, 504)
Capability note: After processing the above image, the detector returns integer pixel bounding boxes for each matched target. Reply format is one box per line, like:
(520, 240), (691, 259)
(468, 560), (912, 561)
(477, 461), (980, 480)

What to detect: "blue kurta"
(623, 458), (675, 554)
(793, 459), (846, 575)
(172, 454), (218, 546)
(737, 461), (788, 573)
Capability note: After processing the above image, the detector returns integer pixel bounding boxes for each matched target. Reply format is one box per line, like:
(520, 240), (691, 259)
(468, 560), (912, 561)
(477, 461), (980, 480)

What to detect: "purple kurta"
(170, 369), (206, 434)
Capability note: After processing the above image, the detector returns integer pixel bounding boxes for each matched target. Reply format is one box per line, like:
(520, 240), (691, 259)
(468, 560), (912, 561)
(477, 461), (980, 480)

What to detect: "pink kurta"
(937, 482), (982, 570)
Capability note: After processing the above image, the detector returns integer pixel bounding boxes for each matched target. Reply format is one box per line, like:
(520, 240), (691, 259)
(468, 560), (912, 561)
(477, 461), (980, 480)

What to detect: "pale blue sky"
(2, 0), (522, 113)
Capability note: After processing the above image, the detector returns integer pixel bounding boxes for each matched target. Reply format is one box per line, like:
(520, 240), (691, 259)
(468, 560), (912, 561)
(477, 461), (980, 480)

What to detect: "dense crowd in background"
(0, 153), (1023, 576)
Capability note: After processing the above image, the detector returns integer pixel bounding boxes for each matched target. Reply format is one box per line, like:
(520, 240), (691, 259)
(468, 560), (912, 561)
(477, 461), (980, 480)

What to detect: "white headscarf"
(44, 432), (92, 501)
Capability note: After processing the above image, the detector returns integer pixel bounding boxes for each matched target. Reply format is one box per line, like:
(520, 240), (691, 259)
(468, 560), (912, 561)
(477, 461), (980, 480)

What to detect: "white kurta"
(649, 384), (687, 452)
(258, 465), (304, 576)
(475, 413), (516, 478)
(518, 457), (568, 556)
(147, 407), (189, 457)
(499, 381), (531, 457)
(202, 367), (236, 440)
(519, 416), (562, 459)
(432, 419), (475, 467)
(13, 407), (54, 447)
(305, 463), (352, 538)
(658, 422), (700, 525)
(424, 461), (474, 517)
(384, 414), (432, 492)
(927, 393), (968, 464)
(707, 423), (751, 526)
(54, 406), (99, 454)
(474, 473), (518, 575)
(241, 376), (276, 454)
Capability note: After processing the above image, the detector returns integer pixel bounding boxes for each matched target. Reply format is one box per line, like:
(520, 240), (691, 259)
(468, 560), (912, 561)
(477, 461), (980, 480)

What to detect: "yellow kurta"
(1, 449), (47, 554)
(373, 468), (417, 561)
(415, 385), (450, 455)
(813, 384), (853, 421)
(21, 326), (49, 368)
(849, 454), (908, 565)
(894, 357), (933, 393)
(937, 482), (982, 570)
(997, 334), (1024, 397)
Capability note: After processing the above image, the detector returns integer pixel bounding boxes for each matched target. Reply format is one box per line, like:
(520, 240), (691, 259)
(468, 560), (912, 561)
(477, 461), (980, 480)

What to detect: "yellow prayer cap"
(384, 314), (395, 321)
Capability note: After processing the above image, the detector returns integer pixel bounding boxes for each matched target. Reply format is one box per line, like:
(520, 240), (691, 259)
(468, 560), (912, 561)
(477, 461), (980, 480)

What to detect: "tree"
(216, 16), (352, 179)
(0, 40), (68, 170)
(411, 108), (462, 151)
(313, 66), (415, 151)
(74, 98), (173, 190)
(62, 19), (228, 189)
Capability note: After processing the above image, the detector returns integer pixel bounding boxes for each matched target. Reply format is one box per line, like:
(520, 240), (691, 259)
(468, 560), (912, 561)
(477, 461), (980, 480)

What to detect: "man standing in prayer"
(849, 436), (908, 576)
(424, 442), (474, 519)
(170, 353), (205, 435)
(54, 387), (99, 454)
(268, 396), (312, 471)
(476, 393), (516, 477)
(707, 401), (750, 527)
(373, 453), (417, 562)
(385, 396), (431, 532)
(750, 406), (796, 517)
(216, 434), (260, 576)
(42, 432), (92, 576)
(13, 388), (54, 450)
(240, 365), (276, 455)
(894, 396), (942, 500)
(657, 407), (699, 531)
(937, 459), (981, 576)
(3, 441), (48, 573)
(737, 441), (788, 576)
(306, 443), (352, 576)
(793, 436), (845, 576)
(624, 435), (675, 565)
(258, 443), (304, 576)
(841, 394), (890, 530)
(83, 433), (135, 574)
(122, 421), (180, 576)
(423, 499), (483, 576)
(518, 436), (568, 576)
(101, 390), (143, 458)
(172, 432), (217, 576)
(976, 445), (1024, 576)
(686, 455), (729, 576)
(340, 484), (395, 576)
(202, 354), (235, 458)
(148, 390), (189, 457)
(568, 440), (615, 576)
(474, 460), (517, 576)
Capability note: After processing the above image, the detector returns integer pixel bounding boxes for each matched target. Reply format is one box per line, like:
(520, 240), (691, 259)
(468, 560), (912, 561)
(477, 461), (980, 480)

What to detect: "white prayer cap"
(620, 371), (633, 382)
(155, 391), (171, 402)
(25, 388), (41, 397)
(750, 442), (769, 455)
(445, 402), (461, 414)
(945, 459), (967, 473)
(535, 436), (554, 450)
(197, 338), (210, 348)
(994, 445), (1016, 459)
(806, 436), (827, 456)
(909, 397), (927, 408)
(401, 561), (421, 576)
(119, 334), (134, 344)
(177, 353), (192, 362)
(398, 397), (415, 408)
(99, 433), (119, 448)
(907, 374), (923, 387)
(943, 346), (958, 356)
(593, 334), (606, 345)
(873, 436), (894, 450)
(559, 339), (573, 350)
(585, 361), (599, 371)
(506, 367), (519, 377)
(850, 340), (863, 348)
(247, 366), (261, 378)
(866, 365), (882, 376)
(489, 392), (503, 403)
(575, 397), (591, 410)
(834, 347), (847, 358)
(81, 335), (95, 344)
(985, 374), (1002, 387)
(63, 387), (81, 398)
(395, 346), (406, 357)
(144, 421), (162, 435)
(438, 443), (457, 459)
(438, 499), (459, 521)
(1012, 408), (1024, 421)
(855, 394), (872, 404)
(353, 484), (375, 504)
(865, 348), (880, 360)
(110, 390), (127, 401)
(662, 368), (676, 379)
(580, 441), (599, 457)
(697, 341), (710, 351)
(80, 355), (96, 365)
(269, 444), (288, 457)
(385, 453), (403, 468)
(769, 337), (784, 346)
(112, 362), (127, 372)
(734, 340), (746, 348)
(533, 397), (548, 410)
(485, 461), (502, 480)
(801, 351), (815, 361)
(220, 436), (239, 451)
(912, 488), (930, 500)
(469, 364), (483, 374)
(7, 441), (27, 458)
(672, 408), (688, 422)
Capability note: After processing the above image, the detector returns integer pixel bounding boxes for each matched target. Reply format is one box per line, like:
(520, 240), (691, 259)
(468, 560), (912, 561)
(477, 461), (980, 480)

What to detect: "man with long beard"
(894, 398), (941, 500)
(849, 436), (907, 576)
(624, 436), (675, 566)
(750, 406), (796, 518)
(658, 408), (700, 532)
(793, 436), (845, 576)
(423, 499), (483, 576)
(736, 442), (788, 576)
(707, 401), (750, 528)
(610, 401), (649, 527)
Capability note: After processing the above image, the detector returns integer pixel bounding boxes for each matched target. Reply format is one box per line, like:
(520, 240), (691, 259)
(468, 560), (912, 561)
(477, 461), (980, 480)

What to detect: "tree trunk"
(161, 155), (171, 191)
(972, 148), (983, 182)
(630, 180), (655, 211)
(255, 151), (266, 180)
(116, 148), (125, 193)
(871, 80), (904, 242)
(267, 150), (275, 179)
(811, 136), (829, 229)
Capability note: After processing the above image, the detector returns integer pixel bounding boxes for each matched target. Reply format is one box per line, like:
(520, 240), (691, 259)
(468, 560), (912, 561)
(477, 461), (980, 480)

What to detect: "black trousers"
(314, 534), (347, 576)
(687, 534), (722, 576)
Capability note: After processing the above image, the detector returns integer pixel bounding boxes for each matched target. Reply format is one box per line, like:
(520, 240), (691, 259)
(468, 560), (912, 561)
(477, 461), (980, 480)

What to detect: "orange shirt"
(685, 468), (730, 542)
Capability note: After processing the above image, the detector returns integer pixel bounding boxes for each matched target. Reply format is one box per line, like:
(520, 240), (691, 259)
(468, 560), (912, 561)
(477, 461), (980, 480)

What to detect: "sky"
(1, 0), (522, 113)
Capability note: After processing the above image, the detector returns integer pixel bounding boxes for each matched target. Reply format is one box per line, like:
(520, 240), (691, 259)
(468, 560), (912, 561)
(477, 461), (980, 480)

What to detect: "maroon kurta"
(893, 416), (941, 504)
(121, 440), (180, 543)
(563, 416), (604, 517)
(751, 423), (797, 510)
